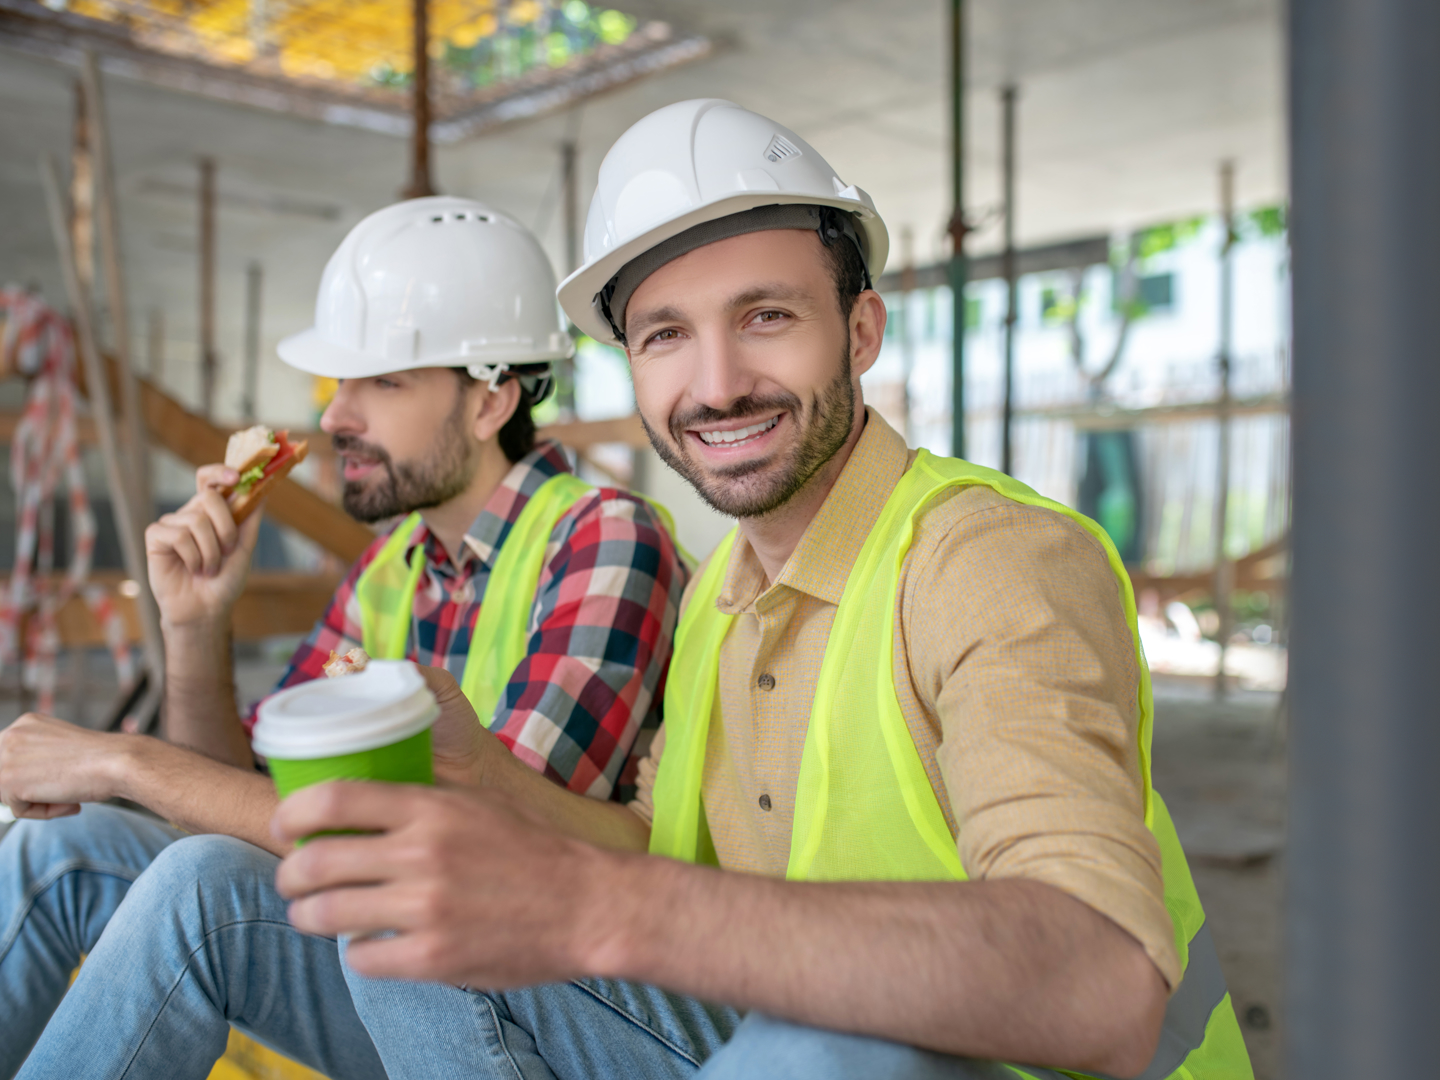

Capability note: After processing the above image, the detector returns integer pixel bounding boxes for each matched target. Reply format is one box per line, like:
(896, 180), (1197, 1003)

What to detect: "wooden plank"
(538, 413), (648, 451)
(12, 572), (338, 646)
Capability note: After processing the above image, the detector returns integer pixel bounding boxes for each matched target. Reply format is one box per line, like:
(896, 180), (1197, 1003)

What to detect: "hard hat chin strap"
(463, 363), (556, 406)
(466, 362), (510, 392)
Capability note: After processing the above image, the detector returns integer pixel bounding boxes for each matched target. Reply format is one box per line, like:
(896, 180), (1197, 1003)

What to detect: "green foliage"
(1040, 286), (1076, 326)
(1239, 204), (1287, 240)
(1134, 217), (1205, 261)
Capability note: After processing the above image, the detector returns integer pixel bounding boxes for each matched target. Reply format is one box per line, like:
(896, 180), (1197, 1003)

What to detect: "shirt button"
(757, 673), (776, 691)
(758, 794), (772, 811)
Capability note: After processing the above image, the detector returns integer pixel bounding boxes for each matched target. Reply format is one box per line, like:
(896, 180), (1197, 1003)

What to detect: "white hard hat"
(557, 99), (889, 345)
(279, 196), (574, 391)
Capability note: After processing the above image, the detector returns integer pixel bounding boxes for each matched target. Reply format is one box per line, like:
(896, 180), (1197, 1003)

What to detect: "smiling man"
(0, 197), (685, 1078)
(244, 101), (1255, 1080)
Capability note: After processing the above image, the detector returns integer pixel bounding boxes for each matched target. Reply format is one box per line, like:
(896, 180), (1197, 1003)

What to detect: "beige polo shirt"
(630, 409), (1179, 989)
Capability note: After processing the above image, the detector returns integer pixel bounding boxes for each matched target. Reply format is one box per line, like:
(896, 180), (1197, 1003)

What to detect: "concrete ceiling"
(0, 0), (1284, 426)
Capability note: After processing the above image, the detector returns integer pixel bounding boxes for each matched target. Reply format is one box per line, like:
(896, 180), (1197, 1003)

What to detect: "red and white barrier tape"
(1, 287), (136, 713)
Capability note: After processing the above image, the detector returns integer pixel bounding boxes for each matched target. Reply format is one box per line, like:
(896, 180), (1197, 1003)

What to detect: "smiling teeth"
(698, 416), (779, 446)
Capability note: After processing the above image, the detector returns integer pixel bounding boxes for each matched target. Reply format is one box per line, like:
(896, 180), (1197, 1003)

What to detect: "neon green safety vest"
(354, 472), (596, 727)
(652, 450), (1253, 1080)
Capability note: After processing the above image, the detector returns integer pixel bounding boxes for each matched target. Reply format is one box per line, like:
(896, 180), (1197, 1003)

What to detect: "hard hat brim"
(557, 192), (889, 346)
(277, 327), (572, 379)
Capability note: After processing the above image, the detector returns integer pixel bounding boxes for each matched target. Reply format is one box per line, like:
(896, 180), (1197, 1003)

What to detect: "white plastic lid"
(252, 660), (439, 760)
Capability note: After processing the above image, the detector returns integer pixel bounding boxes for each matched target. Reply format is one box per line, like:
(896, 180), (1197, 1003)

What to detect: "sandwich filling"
(232, 429), (299, 498)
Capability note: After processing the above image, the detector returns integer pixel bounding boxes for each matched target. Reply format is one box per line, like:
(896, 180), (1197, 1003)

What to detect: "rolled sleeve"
(905, 491), (1181, 990)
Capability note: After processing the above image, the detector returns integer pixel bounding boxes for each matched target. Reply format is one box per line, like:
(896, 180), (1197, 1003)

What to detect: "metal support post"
(198, 156), (217, 417)
(899, 225), (916, 445)
(946, 0), (967, 460)
(558, 139), (579, 416)
(1212, 160), (1235, 699)
(242, 261), (261, 421)
(403, 0), (435, 198)
(1000, 85), (1018, 476)
(1288, 0), (1440, 1074)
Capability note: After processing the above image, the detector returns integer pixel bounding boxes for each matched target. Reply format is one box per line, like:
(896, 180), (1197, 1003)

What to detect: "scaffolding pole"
(82, 52), (154, 524)
(1212, 160), (1235, 699)
(1288, 0), (1440, 1074)
(946, 0), (967, 459)
(999, 84), (1017, 476)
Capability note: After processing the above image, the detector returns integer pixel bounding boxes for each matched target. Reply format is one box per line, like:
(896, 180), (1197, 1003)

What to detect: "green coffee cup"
(253, 660), (438, 800)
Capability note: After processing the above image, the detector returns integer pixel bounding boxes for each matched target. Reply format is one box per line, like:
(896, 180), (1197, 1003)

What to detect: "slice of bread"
(225, 425), (280, 474)
(229, 438), (308, 524)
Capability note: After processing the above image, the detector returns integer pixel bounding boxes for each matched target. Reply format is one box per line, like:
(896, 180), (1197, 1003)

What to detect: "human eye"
(750, 309), (788, 326)
(645, 327), (683, 347)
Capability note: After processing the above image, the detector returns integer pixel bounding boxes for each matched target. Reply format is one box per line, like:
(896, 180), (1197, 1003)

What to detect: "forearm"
(115, 735), (283, 855)
(162, 619), (254, 769)
(465, 746), (650, 853)
(588, 861), (1166, 1077)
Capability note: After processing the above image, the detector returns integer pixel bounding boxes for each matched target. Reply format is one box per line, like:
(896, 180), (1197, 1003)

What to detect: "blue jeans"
(1, 805), (384, 1080)
(342, 955), (1051, 1080)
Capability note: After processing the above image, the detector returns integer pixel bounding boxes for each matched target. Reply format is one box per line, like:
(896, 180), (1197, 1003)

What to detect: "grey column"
(1288, 0), (1440, 1076)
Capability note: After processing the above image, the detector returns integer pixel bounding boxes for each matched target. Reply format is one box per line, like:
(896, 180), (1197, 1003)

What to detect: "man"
(17, 105), (1251, 1079)
(0, 197), (685, 1078)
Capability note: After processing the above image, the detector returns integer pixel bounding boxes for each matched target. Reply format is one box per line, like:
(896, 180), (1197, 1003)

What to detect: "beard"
(334, 394), (477, 524)
(642, 347), (856, 519)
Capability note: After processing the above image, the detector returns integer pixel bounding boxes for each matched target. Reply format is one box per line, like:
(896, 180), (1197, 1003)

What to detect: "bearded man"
(0, 197), (685, 1078)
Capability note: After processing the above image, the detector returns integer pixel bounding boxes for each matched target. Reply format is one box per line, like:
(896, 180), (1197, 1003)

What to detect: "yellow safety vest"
(353, 472), (595, 727)
(652, 450), (1253, 1080)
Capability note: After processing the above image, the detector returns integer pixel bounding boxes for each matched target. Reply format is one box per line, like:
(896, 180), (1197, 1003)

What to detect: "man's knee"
(128, 833), (280, 911)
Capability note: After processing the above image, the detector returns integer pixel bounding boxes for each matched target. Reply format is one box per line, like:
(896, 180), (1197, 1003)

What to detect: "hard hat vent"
(428, 211), (493, 224)
(764, 134), (800, 164)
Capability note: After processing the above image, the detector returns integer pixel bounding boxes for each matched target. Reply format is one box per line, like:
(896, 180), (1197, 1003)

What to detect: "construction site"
(0, 1), (1432, 1078)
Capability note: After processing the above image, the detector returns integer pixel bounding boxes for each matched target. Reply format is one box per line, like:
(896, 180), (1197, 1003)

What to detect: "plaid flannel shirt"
(247, 440), (686, 801)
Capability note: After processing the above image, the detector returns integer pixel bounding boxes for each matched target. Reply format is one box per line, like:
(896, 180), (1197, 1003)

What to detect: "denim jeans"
(342, 952), (1061, 1080)
(1, 805), (384, 1080)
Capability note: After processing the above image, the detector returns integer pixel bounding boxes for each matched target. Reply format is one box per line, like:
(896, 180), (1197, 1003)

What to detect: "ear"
(470, 378), (522, 445)
(848, 290), (887, 380)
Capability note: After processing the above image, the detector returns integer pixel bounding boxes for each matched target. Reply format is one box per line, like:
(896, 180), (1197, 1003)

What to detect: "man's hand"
(274, 781), (628, 988)
(145, 464), (261, 628)
(415, 666), (510, 788)
(0, 713), (130, 819)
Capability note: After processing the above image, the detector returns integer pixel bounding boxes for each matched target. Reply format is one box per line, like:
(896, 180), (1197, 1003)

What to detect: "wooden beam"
(538, 413), (648, 451)
(65, 354), (376, 564)
(9, 571), (338, 646)
(134, 376), (375, 563)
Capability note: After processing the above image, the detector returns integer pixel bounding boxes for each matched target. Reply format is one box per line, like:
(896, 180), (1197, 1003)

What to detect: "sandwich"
(223, 424), (309, 524)
(322, 646), (370, 678)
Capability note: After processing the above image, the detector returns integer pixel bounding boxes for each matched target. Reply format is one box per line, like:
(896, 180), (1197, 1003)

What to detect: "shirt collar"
(716, 407), (911, 614)
(391, 439), (573, 577)
(461, 439), (573, 568)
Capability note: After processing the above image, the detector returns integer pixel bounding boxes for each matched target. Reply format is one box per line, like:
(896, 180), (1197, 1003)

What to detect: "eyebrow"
(626, 282), (816, 340)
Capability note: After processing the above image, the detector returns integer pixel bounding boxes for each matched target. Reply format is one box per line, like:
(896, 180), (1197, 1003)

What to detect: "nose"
(319, 380), (362, 436)
(690, 330), (758, 413)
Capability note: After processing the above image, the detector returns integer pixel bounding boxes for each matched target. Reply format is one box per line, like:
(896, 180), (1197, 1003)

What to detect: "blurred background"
(0, 1), (1381, 1076)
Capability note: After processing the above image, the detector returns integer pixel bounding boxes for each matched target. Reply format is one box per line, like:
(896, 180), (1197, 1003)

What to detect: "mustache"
(332, 433), (393, 471)
(669, 394), (800, 440)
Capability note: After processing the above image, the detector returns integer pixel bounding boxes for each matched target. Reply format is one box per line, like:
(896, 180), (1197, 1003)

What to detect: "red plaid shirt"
(248, 440), (686, 801)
